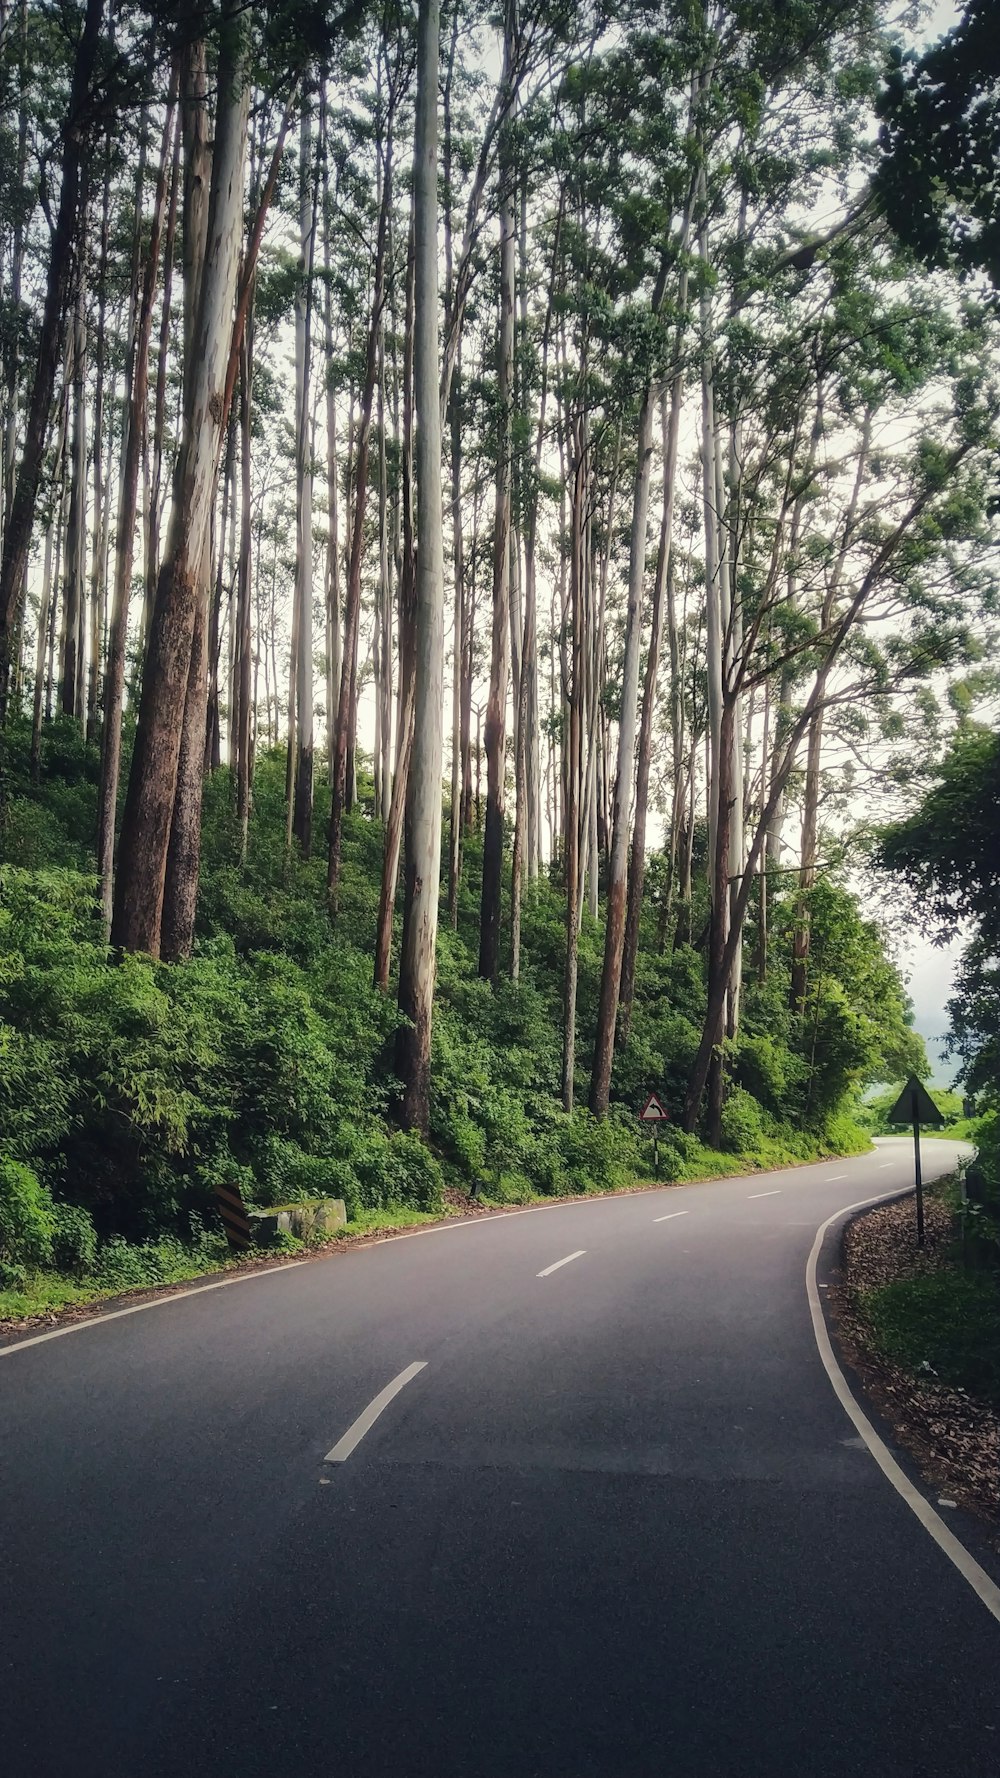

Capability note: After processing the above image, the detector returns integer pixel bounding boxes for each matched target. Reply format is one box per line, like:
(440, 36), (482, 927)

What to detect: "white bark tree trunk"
(397, 0), (445, 1134)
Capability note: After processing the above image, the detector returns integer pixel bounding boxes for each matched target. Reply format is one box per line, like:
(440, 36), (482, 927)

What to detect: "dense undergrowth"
(0, 717), (924, 1318)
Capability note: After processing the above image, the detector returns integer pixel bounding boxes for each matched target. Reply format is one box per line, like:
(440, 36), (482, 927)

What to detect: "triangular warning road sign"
(886, 1075), (945, 1128)
(639, 1093), (669, 1123)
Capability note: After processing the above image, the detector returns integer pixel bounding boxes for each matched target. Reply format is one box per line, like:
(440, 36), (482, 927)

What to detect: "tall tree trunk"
(2, 0), (31, 536)
(160, 583), (209, 961)
(87, 138), (112, 731)
(235, 320), (253, 856)
(0, 0), (103, 717)
(562, 421), (586, 1113)
(327, 113), (394, 911)
(205, 405), (236, 771)
(589, 377), (657, 1114)
(396, 0), (444, 1133)
(477, 17), (516, 983)
(112, 15), (249, 956)
(97, 77), (177, 936)
(293, 98), (317, 852)
(373, 211), (416, 991)
(320, 80), (340, 788)
(30, 387), (70, 780)
(619, 360), (685, 1044)
(446, 357), (464, 921)
(60, 284), (88, 721)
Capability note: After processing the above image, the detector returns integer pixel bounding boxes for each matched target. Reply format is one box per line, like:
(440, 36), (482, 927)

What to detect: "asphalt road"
(3, 1137), (998, 1778)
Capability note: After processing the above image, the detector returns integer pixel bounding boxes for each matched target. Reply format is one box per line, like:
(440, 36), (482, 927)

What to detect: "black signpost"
(886, 1074), (945, 1248)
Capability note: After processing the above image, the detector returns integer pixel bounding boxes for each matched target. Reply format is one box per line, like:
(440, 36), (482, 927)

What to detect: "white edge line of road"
(0, 1260), (310, 1358)
(537, 1249), (586, 1277)
(323, 1361), (427, 1463)
(807, 1192), (1000, 1628)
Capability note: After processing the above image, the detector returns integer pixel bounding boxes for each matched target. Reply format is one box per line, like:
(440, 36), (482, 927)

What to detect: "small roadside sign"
(886, 1076), (945, 1129)
(639, 1094), (669, 1179)
(639, 1093), (669, 1123)
(886, 1074), (945, 1249)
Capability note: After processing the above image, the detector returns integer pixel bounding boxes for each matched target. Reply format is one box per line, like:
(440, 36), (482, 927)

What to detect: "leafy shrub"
(486, 1170), (535, 1204)
(719, 1086), (767, 1154)
(50, 1203), (98, 1274)
(0, 1158), (54, 1269)
(93, 1235), (162, 1291)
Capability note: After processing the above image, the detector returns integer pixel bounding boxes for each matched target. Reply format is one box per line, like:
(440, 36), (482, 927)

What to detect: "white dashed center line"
(748, 1190), (781, 1199)
(323, 1362), (427, 1464)
(537, 1250), (586, 1277)
(654, 1211), (689, 1223)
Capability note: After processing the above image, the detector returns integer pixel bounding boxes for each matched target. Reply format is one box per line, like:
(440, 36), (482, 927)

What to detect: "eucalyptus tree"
(113, 5), (251, 957)
(396, 0), (444, 1133)
(587, 19), (699, 1114)
(327, 8), (413, 912)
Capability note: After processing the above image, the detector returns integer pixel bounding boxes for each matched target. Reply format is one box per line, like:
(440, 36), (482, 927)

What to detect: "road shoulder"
(813, 1189), (1000, 1603)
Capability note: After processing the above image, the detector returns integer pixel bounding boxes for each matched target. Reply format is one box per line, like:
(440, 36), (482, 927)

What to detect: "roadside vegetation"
(840, 1175), (1000, 1517)
(1, 0), (997, 1339)
(1, 732), (900, 1323)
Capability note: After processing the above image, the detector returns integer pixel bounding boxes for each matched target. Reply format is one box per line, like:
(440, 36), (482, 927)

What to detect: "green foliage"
(876, 1), (1000, 288)
(0, 1158), (54, 1277)
(50, 1202), (97, 1275)
(861, 1271), (1000, 1408)
(720, 1085), (767, 1155)
(0, 734), (916, 1311)
(878, 726), (1000, 949)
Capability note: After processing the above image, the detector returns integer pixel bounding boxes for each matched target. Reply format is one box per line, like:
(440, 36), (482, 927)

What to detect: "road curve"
(2, 1138), (997, 1778)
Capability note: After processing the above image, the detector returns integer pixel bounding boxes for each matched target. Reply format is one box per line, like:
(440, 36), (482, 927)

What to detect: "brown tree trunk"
(590, 377), (657, 1114)
(60, 285), (88, 721)
(97, 77), (177, 935)
(161, 582), (209, 961)
(112, 16), (249, 956)
(87, 140), (112, 731)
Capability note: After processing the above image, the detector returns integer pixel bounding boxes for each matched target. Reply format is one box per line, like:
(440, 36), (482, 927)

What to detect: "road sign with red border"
(639, 1093), (669, 1123)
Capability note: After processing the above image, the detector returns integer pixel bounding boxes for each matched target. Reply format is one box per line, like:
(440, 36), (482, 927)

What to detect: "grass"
(860, 1270), (1000, 1408)
(925, 1117), (978, 1141)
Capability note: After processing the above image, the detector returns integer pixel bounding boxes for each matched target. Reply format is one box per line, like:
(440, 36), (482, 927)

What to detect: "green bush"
(50, 1202), (98, 1274)
(720, 1086), (767, 1154)
(0, 1158), (54, 1269)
